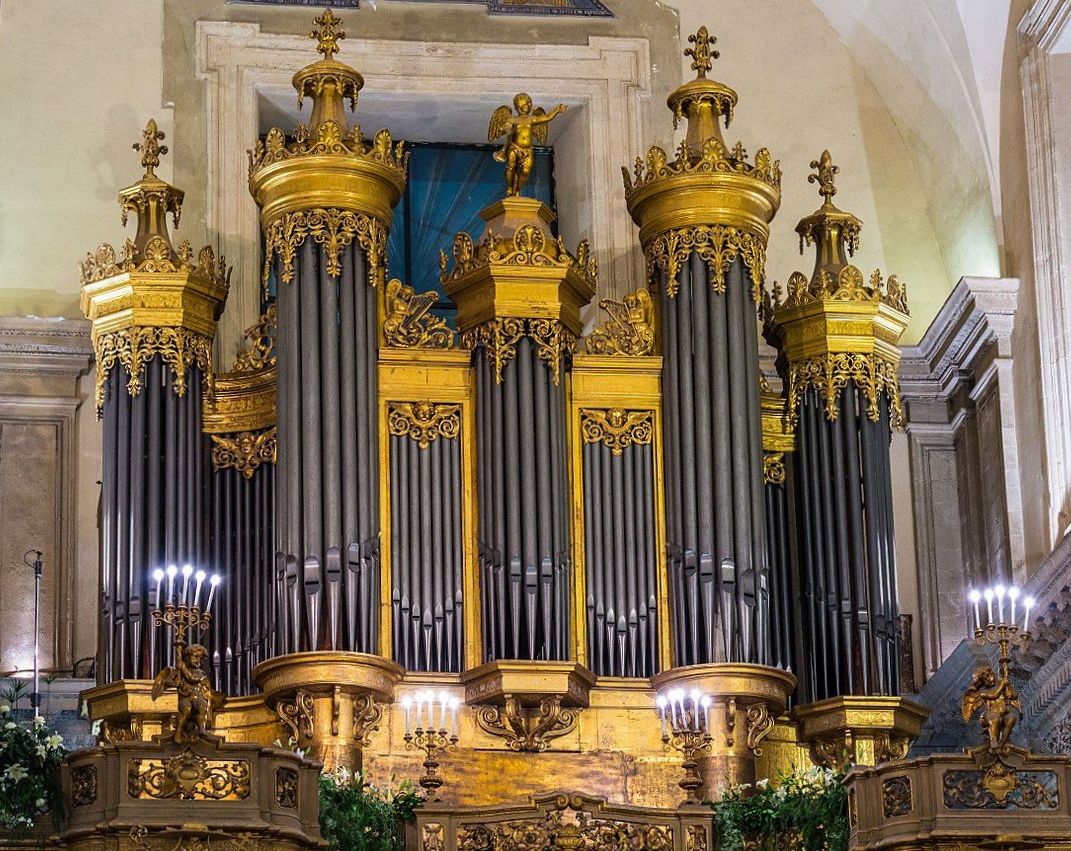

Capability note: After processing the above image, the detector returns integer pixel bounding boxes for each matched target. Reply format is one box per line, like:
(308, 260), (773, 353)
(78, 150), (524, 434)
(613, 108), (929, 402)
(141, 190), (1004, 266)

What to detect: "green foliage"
(0, 703), (67, 829)
(710, 767), (849, 851)
(318, 770), (423, 851)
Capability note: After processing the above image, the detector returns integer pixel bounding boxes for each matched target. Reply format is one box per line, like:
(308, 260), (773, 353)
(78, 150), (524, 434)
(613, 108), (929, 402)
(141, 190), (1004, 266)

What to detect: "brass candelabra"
(964, 585), (1034, 802)
(402, 691), (460, 800)
(656, 687), (713, 804)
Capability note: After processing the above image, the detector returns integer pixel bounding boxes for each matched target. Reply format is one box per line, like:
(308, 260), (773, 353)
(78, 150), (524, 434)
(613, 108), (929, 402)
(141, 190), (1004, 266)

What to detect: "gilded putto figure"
(152, 641), (218, 744)
(488, 94), (567, 197)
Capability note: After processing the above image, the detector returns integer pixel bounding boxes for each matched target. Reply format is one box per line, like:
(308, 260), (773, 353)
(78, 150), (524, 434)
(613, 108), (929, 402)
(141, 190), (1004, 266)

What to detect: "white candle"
(193, 570), (206, 609)
(1023, 597), (1035, 634)
(415, 693), (424, 730)
(450, 696), (460, 737)
(205, 575), (221, 614)
(180, 564), (193, 605)
(1009, 586), (1020, 628)
(689, 690), (701, 733)
(166, 564), (178, 604)
(984, 589), (994, 626)
(153, 569), (165, 609)
(701, 696), (712, 733)
(995, 584), (1006, 623)
(402, 697), (411, 735)
(969, 589), (981, 631)
(656, 695), (668, 738)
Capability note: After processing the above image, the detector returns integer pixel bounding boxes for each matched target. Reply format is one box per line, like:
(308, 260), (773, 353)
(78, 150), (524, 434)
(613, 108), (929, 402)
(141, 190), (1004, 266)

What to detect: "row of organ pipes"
(82, 14), (910, 712)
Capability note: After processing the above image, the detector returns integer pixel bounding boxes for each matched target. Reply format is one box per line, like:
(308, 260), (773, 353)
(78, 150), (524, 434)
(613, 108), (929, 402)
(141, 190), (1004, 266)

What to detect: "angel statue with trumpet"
(488, 93), (567, 197)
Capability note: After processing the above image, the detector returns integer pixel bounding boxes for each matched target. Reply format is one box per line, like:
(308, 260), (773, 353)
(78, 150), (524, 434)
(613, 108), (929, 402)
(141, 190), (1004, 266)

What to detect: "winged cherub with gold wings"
(488, 94), (567, 197)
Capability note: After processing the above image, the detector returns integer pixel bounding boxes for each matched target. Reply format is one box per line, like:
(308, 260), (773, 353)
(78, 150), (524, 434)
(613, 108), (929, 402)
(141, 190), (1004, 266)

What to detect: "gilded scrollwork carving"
(262, 207), (387, 288)
(456, 806), (674, 851)
(579, 409), (654, 456)
(459, 318), (522, 384)
(763, 451), (785, 486)
(440, 224), (597, 293)
(744, 702), (774, 756)
(210, 428), (277, 478)
(474, 696), (579, 753)
(786, 351), (904, 430)
(584, 289), (655, 356)
(644, 224), (767, 300)
(249, 122), (407, 186)
(275, 767), (299, 808)
(276, 690), (315, 744)
(882, 775), (912, 818)
(383, 278), (454, 348)
(528, 318), (578, 386)
(353, 693), (383, 747)
(128, 752), (251, 801)
(622, 137), (781, 200)
(387, 401), (461, 449)
(232, 305), (277, 372)
(93, 325), (214, 413)
(72, 764), (98, 806)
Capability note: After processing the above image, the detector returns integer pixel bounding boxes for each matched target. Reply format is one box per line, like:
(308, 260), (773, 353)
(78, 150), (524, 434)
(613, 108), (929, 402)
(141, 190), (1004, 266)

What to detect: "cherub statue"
(488, 94), (567, 197)
(585, 288), (655, 356)
(152, 642), (217, 744)
(962, 665), (1022, 755)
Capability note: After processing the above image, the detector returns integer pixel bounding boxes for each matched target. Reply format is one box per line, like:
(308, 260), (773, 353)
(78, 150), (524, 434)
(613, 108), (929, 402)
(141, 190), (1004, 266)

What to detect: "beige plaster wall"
(0, 0), (169, 318)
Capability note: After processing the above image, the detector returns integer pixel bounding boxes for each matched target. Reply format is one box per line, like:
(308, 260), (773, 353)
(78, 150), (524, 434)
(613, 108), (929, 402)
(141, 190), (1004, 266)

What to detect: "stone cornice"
(899, 276), (1018, 406)
(0, 317), (94, 383)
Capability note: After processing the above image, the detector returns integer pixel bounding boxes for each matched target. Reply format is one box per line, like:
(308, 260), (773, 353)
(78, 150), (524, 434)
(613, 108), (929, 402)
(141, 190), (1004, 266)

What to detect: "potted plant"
(318, 768), (422, 851)
(711, 766), (849, 851)
(0, 702), (67, 847)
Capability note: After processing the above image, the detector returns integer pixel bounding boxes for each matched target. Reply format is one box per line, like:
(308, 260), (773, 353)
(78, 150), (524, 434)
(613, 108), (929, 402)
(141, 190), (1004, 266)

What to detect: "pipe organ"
(82, 12), (927, 799)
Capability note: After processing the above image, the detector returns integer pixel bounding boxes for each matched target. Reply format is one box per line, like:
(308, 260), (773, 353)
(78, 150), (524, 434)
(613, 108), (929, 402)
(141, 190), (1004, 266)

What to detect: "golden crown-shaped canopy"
(623, 26), (781, 251)
(117, 120), (185, 262)
(248, 10), (407, 233)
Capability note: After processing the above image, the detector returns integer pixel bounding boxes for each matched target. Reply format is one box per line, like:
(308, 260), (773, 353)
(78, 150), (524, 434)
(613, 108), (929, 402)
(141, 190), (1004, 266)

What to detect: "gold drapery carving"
(786, 352), (904, 429)
(645, 224), (766, 301)
(387, 401), (461, 449)
(580, 409), (654, 456)
(584, 289), (655, 356)
(461, 317), (577, 385)
(262, 207), (386, 288)
(211, 428), (278, 478)
(94, 325), (214, 413)
(383, 278), (454, 349)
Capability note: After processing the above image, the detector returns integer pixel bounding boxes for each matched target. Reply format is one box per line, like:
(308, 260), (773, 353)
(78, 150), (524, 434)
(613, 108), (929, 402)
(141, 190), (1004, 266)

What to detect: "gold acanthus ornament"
(584, 288), (655, 356)
(779, 265), (908, 315)
(383, 278), (454, 349)
(211, 428), (278, 479)
(248, 122), (407, 186)
(580, 409), (654, 456)
(763, 451), (786, 486)
(623, 137), (781, 200)
(487, 93), (567, 198)
(262, 207), (387, 289)
(387, 401), (462, 449)
(232, 304), (277, 372)
(440, 224), (597, 293)
(645, 223), (767, 302)
(786, 352), (904, 429)
(461, 317), (578, 386)
(93, 324), (214, 413)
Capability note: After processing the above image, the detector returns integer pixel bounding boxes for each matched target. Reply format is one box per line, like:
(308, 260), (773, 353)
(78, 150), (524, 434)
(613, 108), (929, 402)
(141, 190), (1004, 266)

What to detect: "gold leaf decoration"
(580, 408), (654, 456)
(786, 352), (904, 429)
(93, 326), (214, 413)
(127, 751), (250, 801)
(383, 278), (454, 349)
(211, 428), (277, 478)
(644, 224), (767, 300)
(461, 317), (577, 385)
(262, 207), (386, 289)
(763, 451), (786, 486)
(622, 137), (781, 198)
(387, 401), (461, 449)
(585, 288), (655, 356)
(232, 305), (277, 372)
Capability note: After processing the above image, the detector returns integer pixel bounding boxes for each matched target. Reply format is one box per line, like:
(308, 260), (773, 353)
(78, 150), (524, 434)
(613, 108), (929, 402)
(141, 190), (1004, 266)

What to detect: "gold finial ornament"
(686, 25), (718, 77)
(310, 8), (345, 61)
(134, 119), (168, 176)
(809, 149), (839, 202)
(488, 94), (567, 197)
(118, 119), (185, 259)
